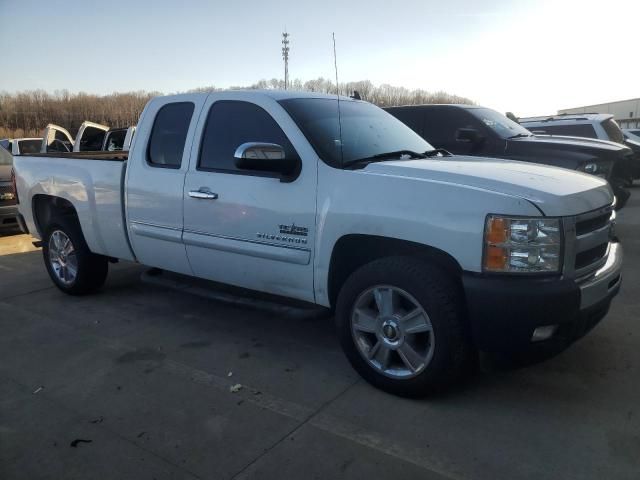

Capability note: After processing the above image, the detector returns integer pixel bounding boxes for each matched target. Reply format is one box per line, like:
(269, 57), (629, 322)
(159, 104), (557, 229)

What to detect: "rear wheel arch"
(327, 234), (464, 309)
(32, 194), (80, 238)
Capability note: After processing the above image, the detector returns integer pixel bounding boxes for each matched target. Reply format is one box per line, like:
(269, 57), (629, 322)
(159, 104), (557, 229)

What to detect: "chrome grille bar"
(563, 204), (614, 281)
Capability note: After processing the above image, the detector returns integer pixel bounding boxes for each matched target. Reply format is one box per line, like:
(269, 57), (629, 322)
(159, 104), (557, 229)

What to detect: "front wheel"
(42, 217), (108, 295)
(336, 257), (472, 397)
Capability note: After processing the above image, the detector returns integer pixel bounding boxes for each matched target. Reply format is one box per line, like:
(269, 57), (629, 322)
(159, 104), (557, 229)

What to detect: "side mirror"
(455, 128), (482, 144)
(234, 142), (301, 182)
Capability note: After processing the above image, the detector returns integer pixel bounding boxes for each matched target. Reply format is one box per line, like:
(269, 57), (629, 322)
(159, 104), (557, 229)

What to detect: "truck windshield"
(469, 107), (532, 139)
(279, 98), (434, 168)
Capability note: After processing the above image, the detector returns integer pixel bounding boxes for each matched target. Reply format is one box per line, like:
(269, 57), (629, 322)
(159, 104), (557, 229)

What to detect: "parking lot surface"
(1, 195), (639, 480)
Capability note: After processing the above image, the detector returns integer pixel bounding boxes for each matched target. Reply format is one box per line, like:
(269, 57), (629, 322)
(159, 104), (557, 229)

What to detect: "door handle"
(189, 188), (219, 200)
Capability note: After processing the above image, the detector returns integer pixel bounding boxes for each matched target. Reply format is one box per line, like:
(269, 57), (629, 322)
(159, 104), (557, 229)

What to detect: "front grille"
(575, 213), (609, 236)
(575, 243), (608, 269)
(564, 205), (613, 280)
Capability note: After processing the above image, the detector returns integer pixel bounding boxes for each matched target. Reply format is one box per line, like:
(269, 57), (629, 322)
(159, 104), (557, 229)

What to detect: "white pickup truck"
(13, 91), (623, 397)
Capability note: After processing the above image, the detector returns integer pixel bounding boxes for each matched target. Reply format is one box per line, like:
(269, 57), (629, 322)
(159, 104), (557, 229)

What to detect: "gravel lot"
(1, 193), (639, 480)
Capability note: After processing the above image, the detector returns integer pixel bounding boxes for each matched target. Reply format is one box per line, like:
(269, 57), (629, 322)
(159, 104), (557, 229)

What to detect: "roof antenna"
(333, 32), (344, 166)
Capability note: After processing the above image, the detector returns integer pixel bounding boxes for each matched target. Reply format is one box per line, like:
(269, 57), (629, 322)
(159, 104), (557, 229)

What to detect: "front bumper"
(462, 242), (622, 353)
(0, 205), (19, 229)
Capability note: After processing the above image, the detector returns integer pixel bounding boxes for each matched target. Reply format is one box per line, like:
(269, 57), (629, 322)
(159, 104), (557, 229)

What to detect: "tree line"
(0, 79), (473, 139)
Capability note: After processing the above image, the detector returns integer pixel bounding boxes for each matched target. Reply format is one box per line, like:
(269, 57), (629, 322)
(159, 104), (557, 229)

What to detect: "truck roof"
(160, 90), (356, 103)
(519, 113), (614, 123)
(384, 104), (481, 110)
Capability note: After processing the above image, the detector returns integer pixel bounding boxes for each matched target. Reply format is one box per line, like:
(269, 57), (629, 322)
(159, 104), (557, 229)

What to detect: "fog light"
(531, 325), (558, 342)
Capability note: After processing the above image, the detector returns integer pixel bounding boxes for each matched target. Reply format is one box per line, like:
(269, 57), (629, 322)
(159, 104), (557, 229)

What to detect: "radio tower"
(282, 31), (290, 90)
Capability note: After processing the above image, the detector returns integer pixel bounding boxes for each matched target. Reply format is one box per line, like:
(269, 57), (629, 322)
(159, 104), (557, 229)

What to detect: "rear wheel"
(336, 256), (472, 397)
(42, 216), (108, 295)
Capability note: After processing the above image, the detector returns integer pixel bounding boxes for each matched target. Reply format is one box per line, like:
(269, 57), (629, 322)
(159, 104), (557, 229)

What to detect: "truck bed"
(13, 153), (135, 261)
(24, 151), (128, 161)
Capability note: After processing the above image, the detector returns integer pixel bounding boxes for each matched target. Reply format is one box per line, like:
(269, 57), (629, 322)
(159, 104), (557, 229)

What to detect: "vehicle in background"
(623, 129), (640, 159)
(624, 128), (640, 141)
(103, 126), (136, 151)
(519, 113), (640, 184)
(0, 138), (43, 155)
(41, 124), (74, 153)
(385, 104), (632, 208)
(0, 146), (18, 229)
(13, 91), (623, 397)
(39, 122), (135, 153)
(73, 121), (109, 152)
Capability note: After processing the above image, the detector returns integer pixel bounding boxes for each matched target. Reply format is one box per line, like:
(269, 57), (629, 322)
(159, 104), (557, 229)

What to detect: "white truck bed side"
(14, 155), (135, 261)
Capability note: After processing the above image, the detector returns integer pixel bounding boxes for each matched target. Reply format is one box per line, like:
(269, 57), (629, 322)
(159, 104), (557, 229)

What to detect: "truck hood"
(364, 157), (613, 216)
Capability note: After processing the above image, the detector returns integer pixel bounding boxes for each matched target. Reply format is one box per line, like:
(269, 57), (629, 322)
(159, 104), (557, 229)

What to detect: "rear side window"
(386, 107), (424, 136)
(198, 100), (295, 173)
(147, 102), (194, 168)
(528, 124), (598, 138)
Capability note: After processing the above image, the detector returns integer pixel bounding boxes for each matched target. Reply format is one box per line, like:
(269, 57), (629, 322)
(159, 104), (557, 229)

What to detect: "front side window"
(424, 107), (484, 144)
(280, 98), (433, 167)
(48, 139), (71, 153)
(198, 101), (296, 173)
(469, 108), (532, 139)
(79, 128), (107, 151)
(147, 102), (194, 168)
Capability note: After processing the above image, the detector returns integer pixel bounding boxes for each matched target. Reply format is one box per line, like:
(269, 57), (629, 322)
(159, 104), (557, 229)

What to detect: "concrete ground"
(1, 195), (639, 480)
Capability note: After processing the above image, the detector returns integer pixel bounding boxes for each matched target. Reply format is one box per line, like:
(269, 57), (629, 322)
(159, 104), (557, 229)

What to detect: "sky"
(1, 0), (638, 116)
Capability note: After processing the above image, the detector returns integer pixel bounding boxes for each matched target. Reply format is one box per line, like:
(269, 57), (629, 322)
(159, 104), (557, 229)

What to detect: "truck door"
(182, 94), (317, 303)
(125, 95), (205, 275)
(74, 121), (109, 151)
(41, 124), (74, 153)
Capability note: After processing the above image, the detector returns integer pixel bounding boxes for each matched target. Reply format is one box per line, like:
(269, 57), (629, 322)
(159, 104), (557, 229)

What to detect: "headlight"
(580, 162), (609, 178)
(483, 216), (562, 273)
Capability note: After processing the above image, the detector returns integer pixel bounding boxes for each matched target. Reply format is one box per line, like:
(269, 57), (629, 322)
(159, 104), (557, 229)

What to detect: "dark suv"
(519, 113), (640, 183)
(385, 104), (631, 207)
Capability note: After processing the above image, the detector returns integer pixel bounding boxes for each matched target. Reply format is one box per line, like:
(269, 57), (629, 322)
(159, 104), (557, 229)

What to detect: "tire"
(336, 256), (472, 397)
(42, 216), (108, 295)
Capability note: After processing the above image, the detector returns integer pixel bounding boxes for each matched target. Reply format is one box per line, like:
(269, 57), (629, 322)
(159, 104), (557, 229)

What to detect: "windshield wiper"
(424, 148), (451, 157)
(508, 133), (531, 139)
(345, 150), (428, 167)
